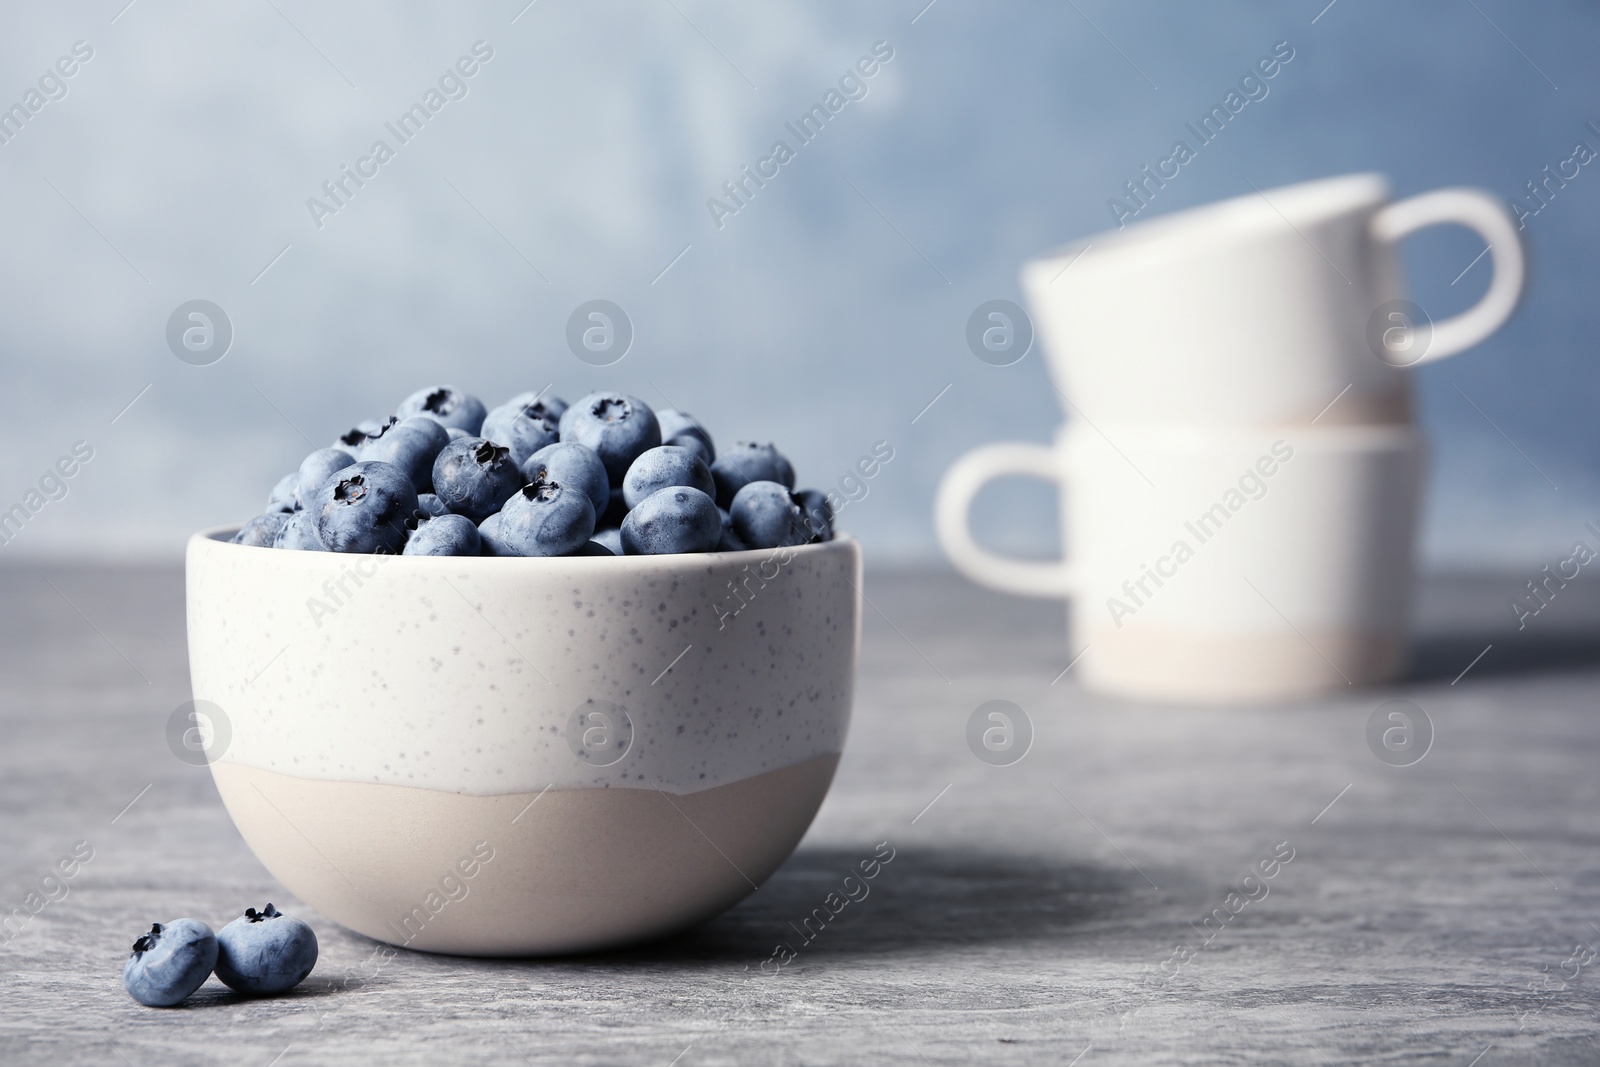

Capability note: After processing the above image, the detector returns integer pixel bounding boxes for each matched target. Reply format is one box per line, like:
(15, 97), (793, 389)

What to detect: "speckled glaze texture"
(186, 530), (861, 795)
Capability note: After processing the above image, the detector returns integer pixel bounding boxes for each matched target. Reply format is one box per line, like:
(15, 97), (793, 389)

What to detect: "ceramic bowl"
(185, 528), (860, 956)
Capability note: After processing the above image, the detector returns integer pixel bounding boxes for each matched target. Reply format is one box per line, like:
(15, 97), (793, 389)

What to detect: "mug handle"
(1370, 187), (1527, 364)
(935, 442), (1075, 598)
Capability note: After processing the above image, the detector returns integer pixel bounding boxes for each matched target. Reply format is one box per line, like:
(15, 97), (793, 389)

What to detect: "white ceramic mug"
(936, 423), (1424, 702)
(1021, 173), (1525, 425)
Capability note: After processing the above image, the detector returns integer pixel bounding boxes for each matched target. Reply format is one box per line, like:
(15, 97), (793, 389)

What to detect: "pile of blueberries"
(123, 904), (317, 1007)
(232, 386), (833, 557)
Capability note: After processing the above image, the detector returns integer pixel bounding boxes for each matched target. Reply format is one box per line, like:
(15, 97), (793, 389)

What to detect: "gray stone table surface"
(3, 563), (1600, 1065)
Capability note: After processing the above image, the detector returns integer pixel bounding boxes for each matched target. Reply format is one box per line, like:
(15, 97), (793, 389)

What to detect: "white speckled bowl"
(186, 528), (860, 956)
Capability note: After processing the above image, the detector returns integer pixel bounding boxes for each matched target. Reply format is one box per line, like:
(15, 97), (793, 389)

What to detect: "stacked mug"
(937, 173), (1526, 702)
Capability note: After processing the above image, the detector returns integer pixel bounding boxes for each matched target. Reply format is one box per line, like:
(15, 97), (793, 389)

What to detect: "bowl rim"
(189, 524), (857, 572)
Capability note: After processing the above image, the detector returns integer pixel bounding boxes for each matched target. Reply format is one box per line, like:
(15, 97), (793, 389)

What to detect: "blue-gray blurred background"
(1, 0), (1595, 568)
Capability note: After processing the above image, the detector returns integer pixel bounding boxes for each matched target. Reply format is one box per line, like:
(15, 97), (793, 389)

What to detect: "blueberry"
(497, 478), (596, 556)
(730, 480), (810, 549)
(432, 438), (525, 523)
(214, 903), (318, 997)
(478, 512), (515, 556)
(297, 448), (357, 508)
(521, 442), (609, 516)
(622, 445), (716, 510)
(360, 416), (450, 493)
(666, 433), (714, 466)
(794, 489), (833, 542)
(717, 507), (747, 552)
(332, 420), (383, 457)
(267, 473), (299, 513)
(273, 511), (328, 551)
(397, 385), (487, 435)
(233, 512), (289, 547)
(559, 393), (661, 485)
(311, 461), (418, 553)
(123, 919), (217, 1008)
(576, 540), (614, 556)
(501, 391), (569, 420)
(414, 493), (449, 519)
(481, 399), (562, 466)
(621, 486), (720, 554)
(591, 525), (623, 556)
(403, 513), (481, 556)
(657, 410), (715, 464)
(446, 427), (471, 441)
(710, 442), (793, 507)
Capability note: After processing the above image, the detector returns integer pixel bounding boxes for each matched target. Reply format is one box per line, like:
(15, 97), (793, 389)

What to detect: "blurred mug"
(935, 422), (1424, 702)
(1021, 173), (1525, 425)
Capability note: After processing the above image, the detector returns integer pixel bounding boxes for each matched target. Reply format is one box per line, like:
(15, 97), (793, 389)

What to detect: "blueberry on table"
(360, 416), (450, 493)
(559, 393), (662, 485)
(214, 904), (318, 996)
(397, 385), (487, 435)
(232, 512), (289, 547)
(481, 398), (563, 465)
(522, 442), (609, 516)
(498, 478), (596, 557)
(657, 410), (716, 464)
(710, 442), (794, 507)
(311, 461), (418, 554)
(621, 486), (720, 555)
(590, 525), (623, 556)
(622, 445), (716, 509)
(432, 438), (525, 523)
(730, 481), (811, 549)
(296, 448), (357, 508)
(123, 919), (217, 1007)
(273, 510), (328, 551)
(403, 513), (481, 556)
(267, 473), (299, 513)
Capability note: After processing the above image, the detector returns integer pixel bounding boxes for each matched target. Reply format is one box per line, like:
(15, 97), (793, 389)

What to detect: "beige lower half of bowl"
(211, 753), (839, 956)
